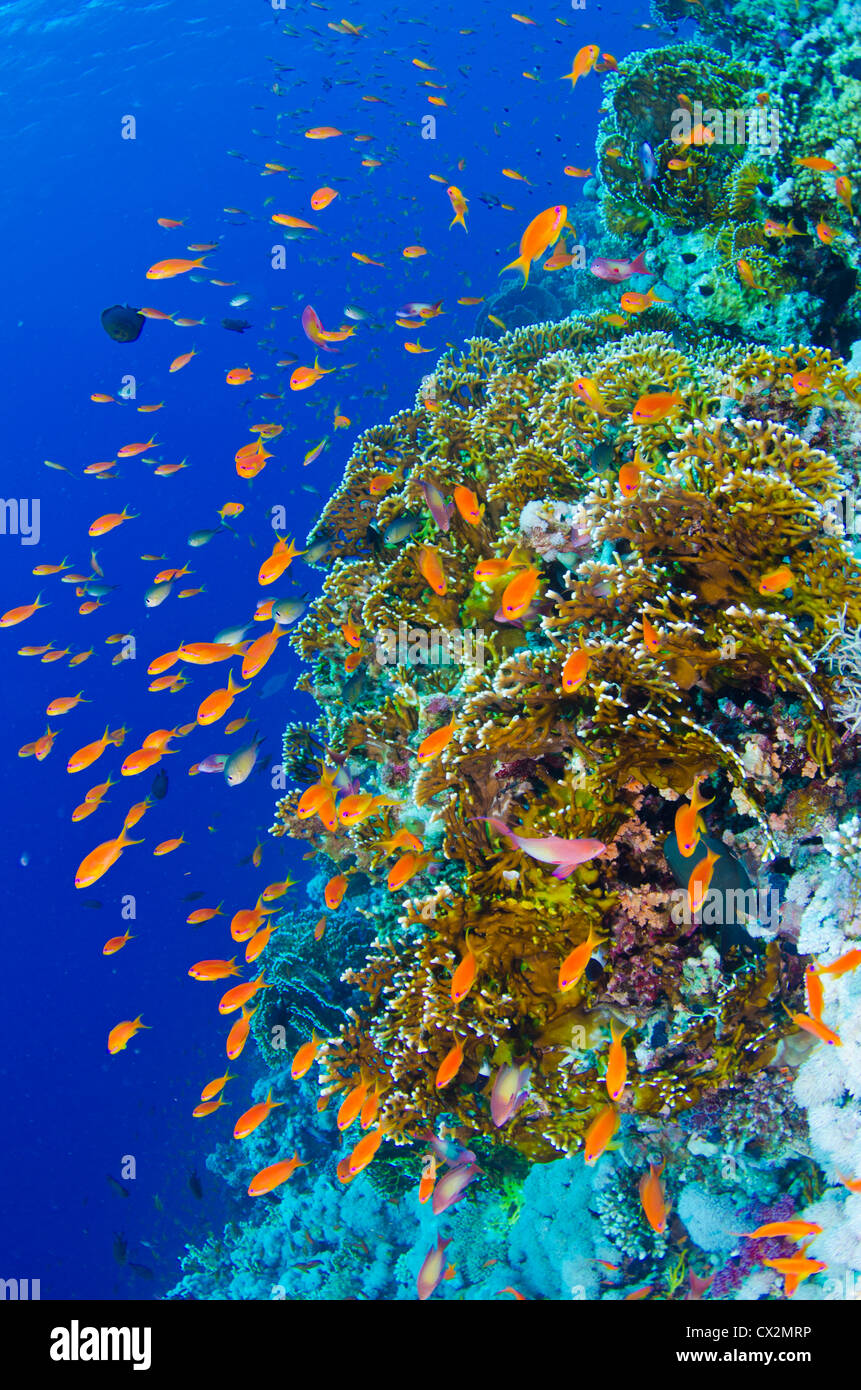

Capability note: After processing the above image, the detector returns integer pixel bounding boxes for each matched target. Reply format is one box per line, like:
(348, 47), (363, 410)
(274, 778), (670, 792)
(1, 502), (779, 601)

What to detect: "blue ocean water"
(4, 0), (810, 1307)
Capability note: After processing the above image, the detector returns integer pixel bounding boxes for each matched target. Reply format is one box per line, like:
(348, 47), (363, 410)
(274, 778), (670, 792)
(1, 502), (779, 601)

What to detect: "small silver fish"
(273, 597), (308, 625)
(214, 623), (249, 645)
(383, 512), (421, 546)
(144, 580), (173, 608)
(224, 734), (263, 787)
(229, 293), (251, 307)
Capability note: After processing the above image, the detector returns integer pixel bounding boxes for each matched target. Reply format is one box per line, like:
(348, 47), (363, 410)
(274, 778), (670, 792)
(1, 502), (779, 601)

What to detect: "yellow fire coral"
(273, 315), (861, 1163)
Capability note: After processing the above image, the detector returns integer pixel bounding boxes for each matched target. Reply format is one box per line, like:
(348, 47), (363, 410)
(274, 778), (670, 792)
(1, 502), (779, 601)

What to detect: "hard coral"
(272, 313), (861, 1166)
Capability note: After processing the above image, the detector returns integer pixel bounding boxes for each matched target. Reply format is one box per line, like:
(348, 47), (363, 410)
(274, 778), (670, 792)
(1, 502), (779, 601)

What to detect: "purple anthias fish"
(421, 1131), (477, 1169)
(478, 816), (606, 879)
(490, 1062), (531, 1128)
(417, 1234), (453, 1301)
(589, 250), (653, 283)
(197, 753), (228, 773)
(493, 604), (534, 628)
(420, 479), (455, 532)
(431, 1161), (483, 1215)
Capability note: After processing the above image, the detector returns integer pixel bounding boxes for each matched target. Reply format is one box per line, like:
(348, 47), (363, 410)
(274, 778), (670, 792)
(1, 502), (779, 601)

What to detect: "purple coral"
(711, 1194), (798, 1297)
(383, 761), (410, 788)
(426, 696), (455, 718)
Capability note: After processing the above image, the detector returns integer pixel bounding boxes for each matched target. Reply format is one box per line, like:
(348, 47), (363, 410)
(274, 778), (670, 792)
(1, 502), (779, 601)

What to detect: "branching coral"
(269, 313), (861, 1169)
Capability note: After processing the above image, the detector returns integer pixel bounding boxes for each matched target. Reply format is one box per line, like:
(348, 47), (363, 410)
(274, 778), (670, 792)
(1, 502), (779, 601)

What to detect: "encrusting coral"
(264, 313), (861, 1175)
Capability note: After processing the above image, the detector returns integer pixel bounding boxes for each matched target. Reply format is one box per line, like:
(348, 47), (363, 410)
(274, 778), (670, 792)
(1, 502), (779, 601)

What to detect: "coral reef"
(265, 314), (861, 1192)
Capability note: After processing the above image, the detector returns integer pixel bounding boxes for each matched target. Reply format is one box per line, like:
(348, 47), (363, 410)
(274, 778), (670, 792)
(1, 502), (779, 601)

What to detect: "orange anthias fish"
(674, 774), (714, 857)
(348, 1125), (387, 1175)
(583, 1104), (619, 1164)
(789, 1011), (842, 1047)
(639, 1160), (668, 1232)
(241, 624), (284, 679)
(500, 565), (541, 620)
(387, 852), (429, 891)
(570, 376), (613, 414)
(76, 827), (143, 888)
(435, 1037), (464, 1088)
(226, 1005), (257, 1061)
(258, 535), (305, 585)
(247, 1152), (308, 1196)
(193, 1097), (228, 1118)
(474, 551), (519, 582)
(558, 924), (600, 993)
(618, 461), (640, 497)
(416, 719), (456, 764)
(187, 903), (224, 925)
(758, 566), (794, 595)
(146, 256), (208, 280)
(218, 971), (271, 1015)
(67, 724), (126, 774)
(188, 957), (241, 981)
(835, 176), (853, 215)
(763, 1251), (826, 1297)
(501, 205), (567, 285)
(103, 930), (134, 956)
(447, 185), (469, 231)
(620, 287), (665, 314)
(688, 847), (721, 914)
(561, 45), (599, 87)
(337, 1078), (368, 1131)
(325, 874), (348, 910)
(154, 834), (185, 857)
(108, 1016), (150, 1054)
(89, 506), (138, 537)
(453, 485), (483, 525)
(46, 692), (87, 717)
(739, 1219), (822, 1240)
(234, 1089), (285, 1139)
(561, 645), (590, 693)
(291, 1031), (321, 1079)
(197, 672), (248, 726)
(290, 356), (336, 391)
(0, 592), (49, 627)
(451, 945), (477, 1003)
(169, 348), (198, 373)
(417, 544), (447, 595)
(311, 186), (338, 210)
(631, 390), (682, 425)
(818, 948), (861, 978)
(605, 1020), (629, 1101)
(805, 965), (824, 1022)
(642, 615), (661, 652)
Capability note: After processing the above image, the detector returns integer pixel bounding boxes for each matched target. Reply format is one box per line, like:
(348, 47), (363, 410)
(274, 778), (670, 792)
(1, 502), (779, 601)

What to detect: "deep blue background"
(0, 0), (680, 1298)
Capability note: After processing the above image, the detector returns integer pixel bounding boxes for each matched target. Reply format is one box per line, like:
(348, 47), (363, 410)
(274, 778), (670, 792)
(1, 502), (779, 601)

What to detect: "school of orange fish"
(5, 16), (857, 1299)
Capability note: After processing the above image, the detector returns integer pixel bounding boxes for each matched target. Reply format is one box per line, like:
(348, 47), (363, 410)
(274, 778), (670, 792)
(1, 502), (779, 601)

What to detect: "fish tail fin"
(501, 254), (529, 284)
(629, 250), (651, 276)
(117, 827), (145, 850)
